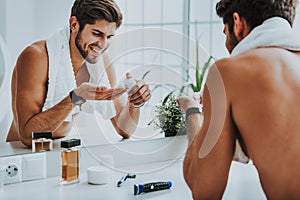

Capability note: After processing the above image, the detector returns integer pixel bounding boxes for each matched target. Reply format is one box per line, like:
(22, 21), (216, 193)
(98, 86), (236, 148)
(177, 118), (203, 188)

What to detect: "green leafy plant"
(189, 40), (214, 93)
(145, 41), (214, 137)
(151, 92), (185, 137)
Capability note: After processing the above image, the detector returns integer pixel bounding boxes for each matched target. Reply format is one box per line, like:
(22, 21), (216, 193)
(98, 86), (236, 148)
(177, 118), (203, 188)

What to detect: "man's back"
(223, 47), (300, 198)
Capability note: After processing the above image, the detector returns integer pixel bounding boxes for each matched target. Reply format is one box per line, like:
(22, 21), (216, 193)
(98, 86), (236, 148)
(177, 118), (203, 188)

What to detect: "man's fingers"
(128, 83), (149, 100)
(131, 93), (151, 106)
(96, 86), (108, 92)
(94, 87), (127, 100)
(128, 80), (145, 96)
(129, 85), (151, 105)
(110, 87), (127, 99)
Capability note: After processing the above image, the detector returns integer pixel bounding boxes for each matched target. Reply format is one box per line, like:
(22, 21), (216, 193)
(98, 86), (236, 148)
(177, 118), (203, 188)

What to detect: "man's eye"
(93, 32), (102, 37)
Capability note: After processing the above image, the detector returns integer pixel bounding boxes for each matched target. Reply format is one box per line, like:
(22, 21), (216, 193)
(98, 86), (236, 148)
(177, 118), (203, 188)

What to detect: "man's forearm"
(186, 113), (203, 145)
(19, 95), (73, 145)
(113, 102), (140, 138)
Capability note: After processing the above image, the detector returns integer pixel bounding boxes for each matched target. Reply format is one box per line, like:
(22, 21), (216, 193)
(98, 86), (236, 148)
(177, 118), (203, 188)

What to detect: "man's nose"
(99, 37), (107, 49)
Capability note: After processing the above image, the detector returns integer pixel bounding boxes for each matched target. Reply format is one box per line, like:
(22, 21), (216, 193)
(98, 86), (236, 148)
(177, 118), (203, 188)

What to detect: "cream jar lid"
(87, 166), (109, 185)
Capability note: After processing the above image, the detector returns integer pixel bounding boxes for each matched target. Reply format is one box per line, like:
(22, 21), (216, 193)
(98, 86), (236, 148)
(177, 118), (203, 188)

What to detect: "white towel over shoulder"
(231, 17), (300, 56)
(43, 26), (116, 121)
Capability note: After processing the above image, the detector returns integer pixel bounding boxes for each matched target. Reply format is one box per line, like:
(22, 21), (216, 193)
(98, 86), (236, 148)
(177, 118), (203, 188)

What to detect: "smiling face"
(75, 20), (117, 64)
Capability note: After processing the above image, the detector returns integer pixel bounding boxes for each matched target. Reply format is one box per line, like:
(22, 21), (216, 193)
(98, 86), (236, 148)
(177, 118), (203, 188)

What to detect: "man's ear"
(69, 16), (79, 33)
(232, 12), (249, 41)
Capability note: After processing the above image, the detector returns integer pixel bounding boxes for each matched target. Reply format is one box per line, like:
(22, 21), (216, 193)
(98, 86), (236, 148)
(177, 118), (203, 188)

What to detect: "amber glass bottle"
(60, 138), (81, 185)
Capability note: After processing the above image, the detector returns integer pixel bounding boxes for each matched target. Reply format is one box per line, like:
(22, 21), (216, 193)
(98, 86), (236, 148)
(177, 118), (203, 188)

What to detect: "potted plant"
(152, 92), (186, 137)
(147, 41), (214, 137)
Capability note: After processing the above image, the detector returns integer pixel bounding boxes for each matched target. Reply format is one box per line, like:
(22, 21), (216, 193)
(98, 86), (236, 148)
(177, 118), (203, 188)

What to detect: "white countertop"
(1, 160), (191, 200)
(1, 159), (266, 200)
(0, 110), (164, 158)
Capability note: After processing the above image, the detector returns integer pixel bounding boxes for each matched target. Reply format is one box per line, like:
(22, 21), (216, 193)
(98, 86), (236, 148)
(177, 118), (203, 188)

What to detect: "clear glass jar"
(32, 131), (53, 152)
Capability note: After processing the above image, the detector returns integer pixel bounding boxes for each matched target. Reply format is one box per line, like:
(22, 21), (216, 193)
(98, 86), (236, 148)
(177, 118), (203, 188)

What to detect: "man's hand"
(177, 96), (199, 112)
(127, 79), (151, 107)
(74, 82), (127, 100)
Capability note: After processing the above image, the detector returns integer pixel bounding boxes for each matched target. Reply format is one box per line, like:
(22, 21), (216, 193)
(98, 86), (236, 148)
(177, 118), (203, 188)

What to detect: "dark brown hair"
(216, 0), (298, 32)
(71, 0), (123, 30)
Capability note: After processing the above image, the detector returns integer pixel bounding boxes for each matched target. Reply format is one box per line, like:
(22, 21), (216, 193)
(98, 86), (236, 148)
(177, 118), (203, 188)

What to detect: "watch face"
(73, 97), (86, 105)
(71, 90), (86, 106)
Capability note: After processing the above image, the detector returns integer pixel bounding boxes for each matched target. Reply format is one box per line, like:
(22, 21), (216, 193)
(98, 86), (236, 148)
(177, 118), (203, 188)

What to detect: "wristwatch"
(185, 107), (201, 119)
(69, 90), (86, 106)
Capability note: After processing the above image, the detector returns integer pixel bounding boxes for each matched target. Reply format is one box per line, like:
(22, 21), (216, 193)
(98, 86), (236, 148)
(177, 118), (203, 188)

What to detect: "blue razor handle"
(134, 181), (172, 195)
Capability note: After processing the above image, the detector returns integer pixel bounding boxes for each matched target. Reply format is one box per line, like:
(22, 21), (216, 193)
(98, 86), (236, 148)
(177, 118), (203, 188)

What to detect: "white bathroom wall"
(0, 0), (74, 65)
(2, 0), (35, 64)
(0, 34), (12, 142)
(33, 0), (74, 41)
(0, 1), (6, 41)
(0, 0), (300, 65)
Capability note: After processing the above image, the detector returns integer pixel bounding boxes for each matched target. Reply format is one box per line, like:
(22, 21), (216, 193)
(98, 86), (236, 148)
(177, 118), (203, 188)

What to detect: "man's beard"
(75, 30), (98, 64)
(228, 29), (239, 54)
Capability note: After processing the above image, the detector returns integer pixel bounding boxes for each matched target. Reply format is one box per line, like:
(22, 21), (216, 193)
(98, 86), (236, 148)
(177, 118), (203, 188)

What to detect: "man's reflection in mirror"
(6, 0), (151, 147)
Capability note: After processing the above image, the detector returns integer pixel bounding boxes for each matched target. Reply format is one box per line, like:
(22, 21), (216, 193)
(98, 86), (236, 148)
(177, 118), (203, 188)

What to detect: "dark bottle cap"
(32, 131), (52, 139)
(61, 138), (81, 148)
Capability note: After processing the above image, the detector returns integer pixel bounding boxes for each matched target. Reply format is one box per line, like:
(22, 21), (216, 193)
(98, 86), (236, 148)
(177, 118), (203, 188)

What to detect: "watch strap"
(70, 90), (86, 106)
(185, 107), (201, 119)
(133, 103), (145, 108)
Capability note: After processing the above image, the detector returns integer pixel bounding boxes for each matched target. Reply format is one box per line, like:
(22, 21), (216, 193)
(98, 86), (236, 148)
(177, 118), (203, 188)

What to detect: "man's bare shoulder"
(213, 56), (252, 82)
(211, 50), (283, 101)
(214, 49), (278, 80)
(215, 51), (263, 71)
(15, 40), (49, 85)
(19, 40), (47, 60)
(16, 40), (48, 72)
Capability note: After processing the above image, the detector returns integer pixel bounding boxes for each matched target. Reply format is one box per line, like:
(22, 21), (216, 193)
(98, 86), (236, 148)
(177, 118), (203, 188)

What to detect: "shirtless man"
(6, 0), (151, 147)
(177, 0), (300, 199)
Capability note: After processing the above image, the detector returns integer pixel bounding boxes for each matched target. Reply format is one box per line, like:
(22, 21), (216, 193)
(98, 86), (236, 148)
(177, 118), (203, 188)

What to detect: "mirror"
(0, 0), (214, 156)
(0, 33), (13, 144)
